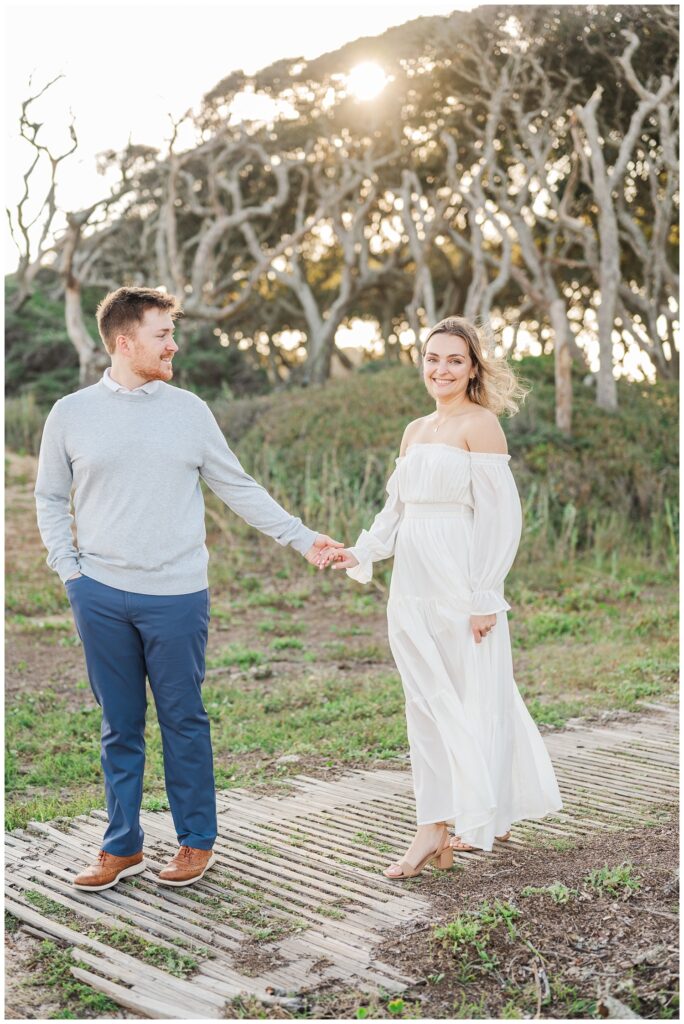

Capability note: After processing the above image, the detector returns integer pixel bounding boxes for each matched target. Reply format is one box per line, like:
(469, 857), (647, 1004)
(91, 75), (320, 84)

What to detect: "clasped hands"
(308, 538), (496, 643)
(311, 542), (358, 571)
(304, 535), (358, 570)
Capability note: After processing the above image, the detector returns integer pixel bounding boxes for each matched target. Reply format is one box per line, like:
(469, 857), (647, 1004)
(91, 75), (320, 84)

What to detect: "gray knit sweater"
(34, 381), (317, 595)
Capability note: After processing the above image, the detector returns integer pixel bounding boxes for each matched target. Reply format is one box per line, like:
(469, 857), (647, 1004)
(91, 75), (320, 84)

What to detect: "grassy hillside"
(5, 349), (677, 562)
(212, 356), (677, 562)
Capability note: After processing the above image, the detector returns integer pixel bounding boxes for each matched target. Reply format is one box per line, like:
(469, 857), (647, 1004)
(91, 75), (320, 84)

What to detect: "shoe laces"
(180, 846), (193, 859)
(97, 850), (108, 864)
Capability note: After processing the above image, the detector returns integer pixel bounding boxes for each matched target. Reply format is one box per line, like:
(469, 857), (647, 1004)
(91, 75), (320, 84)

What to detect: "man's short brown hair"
(96, 287), (183, 354)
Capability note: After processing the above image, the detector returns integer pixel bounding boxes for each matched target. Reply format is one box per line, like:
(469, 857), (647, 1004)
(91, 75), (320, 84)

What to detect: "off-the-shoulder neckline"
(404, 442), (511, 461)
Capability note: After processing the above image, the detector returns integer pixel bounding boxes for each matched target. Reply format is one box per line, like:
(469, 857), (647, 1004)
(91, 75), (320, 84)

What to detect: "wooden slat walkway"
(6, 702), (678, 1018)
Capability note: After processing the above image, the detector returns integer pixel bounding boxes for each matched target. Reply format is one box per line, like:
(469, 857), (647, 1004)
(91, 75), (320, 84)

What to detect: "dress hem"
(417, 798), (565, 850)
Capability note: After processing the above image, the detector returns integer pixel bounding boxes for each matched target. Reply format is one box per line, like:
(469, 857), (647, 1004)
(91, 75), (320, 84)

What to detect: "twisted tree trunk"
(62, 212), (109, 387)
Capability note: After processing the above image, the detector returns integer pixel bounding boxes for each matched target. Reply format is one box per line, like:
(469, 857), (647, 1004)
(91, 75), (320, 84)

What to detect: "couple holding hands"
(34, 285), (561, 892)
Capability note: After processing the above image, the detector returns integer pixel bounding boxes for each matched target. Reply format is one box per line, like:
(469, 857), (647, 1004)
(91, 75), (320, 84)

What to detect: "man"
(34, 286), (341, 892)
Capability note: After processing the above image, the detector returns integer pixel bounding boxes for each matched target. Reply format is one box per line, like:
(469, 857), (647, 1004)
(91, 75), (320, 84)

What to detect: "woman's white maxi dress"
(347, 442), (562, 851)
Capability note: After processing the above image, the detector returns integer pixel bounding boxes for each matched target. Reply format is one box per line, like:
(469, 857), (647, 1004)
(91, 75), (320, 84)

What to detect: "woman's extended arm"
(344, 459), (405, 583)
(320, 422), (417, 580)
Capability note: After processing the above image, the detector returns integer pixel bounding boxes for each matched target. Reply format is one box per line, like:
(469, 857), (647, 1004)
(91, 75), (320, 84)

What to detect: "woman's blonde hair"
(422, 316), (529, 417)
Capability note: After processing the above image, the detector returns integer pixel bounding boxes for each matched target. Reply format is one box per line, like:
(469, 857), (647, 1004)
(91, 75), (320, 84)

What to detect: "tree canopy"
(8, 5), (679, 433)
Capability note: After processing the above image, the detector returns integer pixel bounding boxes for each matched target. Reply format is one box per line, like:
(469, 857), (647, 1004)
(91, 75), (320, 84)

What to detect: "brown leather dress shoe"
(157, 845), (216, 887)
(73, 850), (145, 891)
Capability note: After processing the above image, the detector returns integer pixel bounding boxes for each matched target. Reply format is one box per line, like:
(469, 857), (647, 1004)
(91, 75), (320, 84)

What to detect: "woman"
(318, 317), (563, 880)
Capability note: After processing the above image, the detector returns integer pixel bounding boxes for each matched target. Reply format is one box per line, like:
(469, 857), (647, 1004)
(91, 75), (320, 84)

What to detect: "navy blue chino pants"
(66, 575), (217, 856)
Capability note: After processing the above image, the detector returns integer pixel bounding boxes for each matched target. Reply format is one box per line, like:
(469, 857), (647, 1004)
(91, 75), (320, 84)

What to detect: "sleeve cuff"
(471, 590), (511, 615)
(56, 556), (81, 584)
(290, 525), (319, 556)
(345, 546), (372, 584)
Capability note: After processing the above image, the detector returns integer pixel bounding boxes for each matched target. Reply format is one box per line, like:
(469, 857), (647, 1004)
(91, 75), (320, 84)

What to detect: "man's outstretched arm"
(199, 403), (343, 562)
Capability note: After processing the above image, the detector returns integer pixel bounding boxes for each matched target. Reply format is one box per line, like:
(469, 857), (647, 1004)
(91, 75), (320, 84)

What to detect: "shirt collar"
(102, 367), (160, 395)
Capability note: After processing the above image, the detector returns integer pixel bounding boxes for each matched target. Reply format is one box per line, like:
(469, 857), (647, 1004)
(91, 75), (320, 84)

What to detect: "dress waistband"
(404, 502), (472, 518)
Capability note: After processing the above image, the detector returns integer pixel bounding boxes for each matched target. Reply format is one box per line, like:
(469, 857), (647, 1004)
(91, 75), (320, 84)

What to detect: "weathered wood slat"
(300, 812), (416, 852)
(11, 860), (221, 945)
(223, 816), (391, 871)
(558, 750), (678, 782)
(557, 758), (677, 794)
(557, 790), (659, 821)
(68, 966), (218, 1020)
(554, 783), (666, 820)
(219, 786), (415, 835)
(71, 959), (220, 1017)
(73, 950), (229, 1009)
(6, 895), (230, 1003)
(5, 705), (677, 1018)
(561, 751), (678, 784)
(140, 814), (417, 911)
(39, 857), (242, 944)
(206, 823), (428, 909)
(554, 766), (666, 802)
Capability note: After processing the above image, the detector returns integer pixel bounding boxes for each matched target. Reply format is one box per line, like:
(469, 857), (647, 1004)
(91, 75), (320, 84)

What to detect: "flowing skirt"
(386, 505), (562, 851)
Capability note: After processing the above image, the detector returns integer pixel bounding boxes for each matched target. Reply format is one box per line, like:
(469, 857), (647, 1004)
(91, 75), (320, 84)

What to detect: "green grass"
(88, 927), (199, 976)
(258, 619), (306, 636)
(433, 900), (525, 990)
(547, 980), (597, 1016)
(434, 914), (482, 953)
(207, 644), (264, 669)
(5, 581), (70, 617)
(519, 697), (584, 729)
(25, 891), (76, 924)
(27, 941), (120, 1018)
(315, 905), (347, 920)
(348, 995), (423, 1020)
(244, 590), (309, 610)
(452, 993), (492, 1018)
(434, 900), (521, 956)
(426, 858), (674, 1020)
(6, 556), (679, 833)
(8, 615), (71, 632)
(585, 862), (642, 898)
(353, 830), (395, 853)
(332, 625), (373, 637)
(22, 892), (200, 978)
(323, 641), (387, 662)
(16, 906), (199, 1018)
(5, 911), (21, 934)
(245, 840), (276, 856)
(270, 636), (305, 651)
(5, 671), (408, 830)
(520, 882), (578, 904)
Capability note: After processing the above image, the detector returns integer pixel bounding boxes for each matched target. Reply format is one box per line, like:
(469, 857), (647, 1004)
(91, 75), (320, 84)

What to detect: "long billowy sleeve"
(346, 459), (404, 584)
(469, 454), (523, 615)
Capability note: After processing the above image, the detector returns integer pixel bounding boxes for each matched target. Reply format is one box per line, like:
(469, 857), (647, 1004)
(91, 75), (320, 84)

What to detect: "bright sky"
(5, 0), (466, 269)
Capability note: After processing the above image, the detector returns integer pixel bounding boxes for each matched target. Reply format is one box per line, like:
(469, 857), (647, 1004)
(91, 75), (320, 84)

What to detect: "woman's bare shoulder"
(400, 415), (431, 456)
(465, 407), (508, 454)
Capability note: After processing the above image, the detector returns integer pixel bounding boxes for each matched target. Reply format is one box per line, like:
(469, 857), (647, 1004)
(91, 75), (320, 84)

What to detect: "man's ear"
(115, 334), (134, 357)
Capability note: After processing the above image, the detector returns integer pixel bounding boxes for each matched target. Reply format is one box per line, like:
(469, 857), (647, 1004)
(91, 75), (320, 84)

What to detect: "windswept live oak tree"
(8, 74), (77, 313)
(8, 5), (679, 430)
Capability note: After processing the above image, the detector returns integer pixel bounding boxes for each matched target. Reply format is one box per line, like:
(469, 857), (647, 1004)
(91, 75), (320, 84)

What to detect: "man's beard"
(130, 349), (173, 382)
